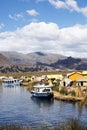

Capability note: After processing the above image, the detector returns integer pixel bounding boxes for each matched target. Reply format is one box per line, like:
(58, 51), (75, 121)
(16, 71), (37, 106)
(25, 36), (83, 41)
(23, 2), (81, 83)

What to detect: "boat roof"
(3, 78), (19, 81)
(33, 84), (51, 88)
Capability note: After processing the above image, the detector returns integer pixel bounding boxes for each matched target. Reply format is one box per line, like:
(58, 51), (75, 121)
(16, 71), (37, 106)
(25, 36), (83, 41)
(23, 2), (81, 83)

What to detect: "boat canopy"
(33, 84), (51, 88)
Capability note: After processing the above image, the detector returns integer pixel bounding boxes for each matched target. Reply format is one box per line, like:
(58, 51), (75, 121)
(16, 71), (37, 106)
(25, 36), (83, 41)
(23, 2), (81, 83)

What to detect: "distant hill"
(0, 53), (11, 65)
(1, 51), (66, 65)
(50, 57), (81, 70)
(0, 51), (87, 73)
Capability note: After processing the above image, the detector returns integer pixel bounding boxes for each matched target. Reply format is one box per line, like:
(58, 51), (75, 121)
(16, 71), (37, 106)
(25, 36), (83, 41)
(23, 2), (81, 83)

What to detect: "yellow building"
(82, 71), (87, 78)
(47, 74), (63, 80)
(68, 72), (83, 81)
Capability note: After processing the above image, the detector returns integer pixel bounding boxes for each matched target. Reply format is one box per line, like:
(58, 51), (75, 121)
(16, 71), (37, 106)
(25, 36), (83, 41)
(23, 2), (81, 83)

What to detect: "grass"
(59, 87), (68, 95)
(55, 118), (87, 130)
(0, 119), (86, 130)
(52, 85), (59, 92)
(0, 70), (73, 78)
(0, 125), (31, 130)
(69, 90), (76, 96)
(83, 95), (87, 106)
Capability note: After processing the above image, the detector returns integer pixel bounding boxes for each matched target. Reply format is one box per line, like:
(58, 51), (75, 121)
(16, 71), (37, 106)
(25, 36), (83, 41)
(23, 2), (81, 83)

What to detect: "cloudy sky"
(0, 0), (87, 57)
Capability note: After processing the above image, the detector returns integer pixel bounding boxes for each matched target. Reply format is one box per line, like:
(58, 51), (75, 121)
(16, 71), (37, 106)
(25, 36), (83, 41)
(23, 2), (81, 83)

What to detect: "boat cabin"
(33, 84), (52, 93)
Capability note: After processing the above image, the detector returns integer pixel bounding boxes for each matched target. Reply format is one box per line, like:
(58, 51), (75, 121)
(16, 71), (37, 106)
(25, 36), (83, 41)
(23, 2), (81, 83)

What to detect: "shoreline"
(53, 91), (84, 102)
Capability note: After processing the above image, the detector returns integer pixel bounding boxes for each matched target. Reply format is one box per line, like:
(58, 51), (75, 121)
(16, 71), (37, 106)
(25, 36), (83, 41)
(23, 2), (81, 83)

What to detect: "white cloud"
(49, 0), (67, 9)
(26, 9), (39, 16)
(0, 22), (87, 58)
(9, 13), (24, 21)
(0, 23), (5, 29)
(49, 0), (87, 17)
(66, 0), (79, 12)
(81, 7), (87, 17)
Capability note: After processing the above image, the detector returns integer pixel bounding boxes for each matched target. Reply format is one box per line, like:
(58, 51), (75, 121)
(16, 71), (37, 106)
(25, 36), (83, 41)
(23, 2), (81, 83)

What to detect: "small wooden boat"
(31, 84), (54, 99)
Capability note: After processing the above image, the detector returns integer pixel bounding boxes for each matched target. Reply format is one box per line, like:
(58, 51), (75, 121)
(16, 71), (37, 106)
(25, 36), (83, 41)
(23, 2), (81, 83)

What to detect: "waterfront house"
(68, 72), (83, 81)
(75, 77), (87, 95)
(76, 78), (87, 87)
(60, 77), (72, 87)
(82, 71), (87, 78)
(47, 74), (63, 80)
(30, 75), (48, 83)
(46, 74), (63, 87)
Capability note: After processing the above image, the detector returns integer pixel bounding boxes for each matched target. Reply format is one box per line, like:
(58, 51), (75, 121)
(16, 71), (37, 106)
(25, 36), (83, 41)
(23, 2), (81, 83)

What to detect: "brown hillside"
(0, 53), (11, 65)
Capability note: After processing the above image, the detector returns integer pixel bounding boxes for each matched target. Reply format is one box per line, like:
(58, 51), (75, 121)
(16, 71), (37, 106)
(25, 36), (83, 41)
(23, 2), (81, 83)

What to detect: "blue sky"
(0, 0), (87, 57)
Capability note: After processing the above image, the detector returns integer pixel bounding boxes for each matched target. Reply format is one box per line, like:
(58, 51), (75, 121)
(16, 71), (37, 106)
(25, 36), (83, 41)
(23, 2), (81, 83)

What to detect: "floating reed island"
(53, 91), (84, 102)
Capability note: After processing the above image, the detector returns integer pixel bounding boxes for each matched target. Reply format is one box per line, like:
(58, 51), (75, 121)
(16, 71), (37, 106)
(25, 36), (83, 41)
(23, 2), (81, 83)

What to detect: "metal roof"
(33, 84), (51, 88)
(77, 78), (87, 82)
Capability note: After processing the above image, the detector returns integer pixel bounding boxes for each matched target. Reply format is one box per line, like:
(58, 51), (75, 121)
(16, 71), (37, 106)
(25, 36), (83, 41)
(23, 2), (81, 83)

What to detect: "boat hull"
(2, 82), (20, 87)
(31, 91), (54, 99)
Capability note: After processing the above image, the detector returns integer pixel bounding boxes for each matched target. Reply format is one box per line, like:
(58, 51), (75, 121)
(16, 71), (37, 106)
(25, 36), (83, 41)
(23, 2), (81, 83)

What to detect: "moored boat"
(2, 77), (22, 86)
(31, 84), (54, 99)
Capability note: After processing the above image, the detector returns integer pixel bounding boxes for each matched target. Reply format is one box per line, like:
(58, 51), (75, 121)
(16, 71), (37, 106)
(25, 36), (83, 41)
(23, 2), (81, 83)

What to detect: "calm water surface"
(0, 85), (87, 128)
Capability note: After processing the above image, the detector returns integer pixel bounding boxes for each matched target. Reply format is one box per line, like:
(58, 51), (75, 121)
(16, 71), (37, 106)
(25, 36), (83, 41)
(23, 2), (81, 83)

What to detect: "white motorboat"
(2, 77), (22, 86)
(31, 84), (54, 99)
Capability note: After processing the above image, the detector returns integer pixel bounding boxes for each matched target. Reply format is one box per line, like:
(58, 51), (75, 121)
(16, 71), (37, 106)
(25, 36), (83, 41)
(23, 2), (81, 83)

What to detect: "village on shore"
(0, 70), (87, 105)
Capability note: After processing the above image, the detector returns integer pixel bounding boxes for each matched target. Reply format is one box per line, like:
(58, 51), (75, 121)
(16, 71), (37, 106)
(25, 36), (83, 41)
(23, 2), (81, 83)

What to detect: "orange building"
(68, 72), (83, 81)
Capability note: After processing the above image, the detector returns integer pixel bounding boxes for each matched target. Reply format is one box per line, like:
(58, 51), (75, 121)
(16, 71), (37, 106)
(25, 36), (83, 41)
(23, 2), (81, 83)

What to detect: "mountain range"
(0, 51), (87, 73)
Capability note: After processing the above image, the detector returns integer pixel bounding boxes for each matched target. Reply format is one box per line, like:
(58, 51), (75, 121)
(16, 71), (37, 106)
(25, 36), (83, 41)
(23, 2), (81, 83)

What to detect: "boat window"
(43, 88), (50, 92)
(37, 88), (39, 92)
(46, 89), (50, 92)
(43, 89), (46, 92)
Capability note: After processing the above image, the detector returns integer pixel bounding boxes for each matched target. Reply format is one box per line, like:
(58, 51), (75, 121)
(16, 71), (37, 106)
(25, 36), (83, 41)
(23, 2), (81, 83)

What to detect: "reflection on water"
(0, 85), (87, 128)
(31, 96), (54, 114)
(77, 101), (85, 119)
(31, 96), (54, 106)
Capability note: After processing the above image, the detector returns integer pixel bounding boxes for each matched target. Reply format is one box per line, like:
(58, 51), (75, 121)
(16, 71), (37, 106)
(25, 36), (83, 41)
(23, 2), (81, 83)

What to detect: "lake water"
(0, 85), (87, 128)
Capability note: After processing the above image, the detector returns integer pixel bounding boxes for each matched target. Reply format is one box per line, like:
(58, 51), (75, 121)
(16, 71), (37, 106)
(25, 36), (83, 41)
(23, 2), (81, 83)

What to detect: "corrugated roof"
(82, 71), (87, 74)
(77, 78), (87, 82)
